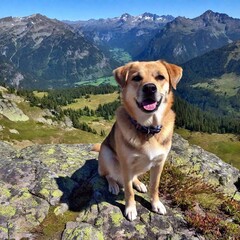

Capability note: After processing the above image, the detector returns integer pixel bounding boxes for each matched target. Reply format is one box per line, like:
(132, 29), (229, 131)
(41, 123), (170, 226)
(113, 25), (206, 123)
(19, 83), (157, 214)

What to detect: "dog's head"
(114, 60), (182, 124)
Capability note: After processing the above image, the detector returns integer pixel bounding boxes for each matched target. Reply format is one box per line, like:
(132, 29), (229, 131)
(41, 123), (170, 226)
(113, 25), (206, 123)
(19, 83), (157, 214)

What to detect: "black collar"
(129, 116), (162, 135)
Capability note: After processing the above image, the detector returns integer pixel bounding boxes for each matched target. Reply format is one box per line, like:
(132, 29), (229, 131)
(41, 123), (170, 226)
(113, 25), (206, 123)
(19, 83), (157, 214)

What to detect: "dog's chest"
(130, 141), (167, 173)
(142, 141), (165, 162)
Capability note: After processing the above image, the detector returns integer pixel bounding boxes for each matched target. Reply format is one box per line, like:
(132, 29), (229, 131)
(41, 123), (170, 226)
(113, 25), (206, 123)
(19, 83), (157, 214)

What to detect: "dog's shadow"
(55, 158), (151, 216)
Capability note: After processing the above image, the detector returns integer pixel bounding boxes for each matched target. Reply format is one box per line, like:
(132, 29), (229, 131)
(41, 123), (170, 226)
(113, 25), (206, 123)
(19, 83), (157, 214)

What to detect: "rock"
(0, 134), (239, 239)
(9, 129), (19, 134)
(0, 86), (8, 93)
(0, 99), (29, 121)
(0, 142), (49, 239)
(2, 93), (24, 104)
(64, 116), (73, 128)
(170, 134), (240, 200)
(0, 143), (98, 239)
(36, 116), (53, 125)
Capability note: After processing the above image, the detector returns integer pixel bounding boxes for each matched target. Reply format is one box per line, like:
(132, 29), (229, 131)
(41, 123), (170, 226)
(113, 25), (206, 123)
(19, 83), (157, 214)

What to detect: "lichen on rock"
(0, 134), (239, 239)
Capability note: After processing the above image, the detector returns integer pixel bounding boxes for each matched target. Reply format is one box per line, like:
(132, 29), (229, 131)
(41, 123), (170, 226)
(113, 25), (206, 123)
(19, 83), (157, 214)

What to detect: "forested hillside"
(14, 85), (240, 135)
(179, 40), (240, 118)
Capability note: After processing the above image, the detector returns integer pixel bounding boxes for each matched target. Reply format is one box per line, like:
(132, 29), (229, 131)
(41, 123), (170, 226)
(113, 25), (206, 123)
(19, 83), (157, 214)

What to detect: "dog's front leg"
(123, 171), (137, 221)
(150, 161), (167, 215)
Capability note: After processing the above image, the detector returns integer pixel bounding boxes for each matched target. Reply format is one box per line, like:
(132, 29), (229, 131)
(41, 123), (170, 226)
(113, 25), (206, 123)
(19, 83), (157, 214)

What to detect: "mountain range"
(0, 14), (113, 89)
(0, 9), (240, 112)
(139, 10), (240, 63)
(67, 12), (174, 58)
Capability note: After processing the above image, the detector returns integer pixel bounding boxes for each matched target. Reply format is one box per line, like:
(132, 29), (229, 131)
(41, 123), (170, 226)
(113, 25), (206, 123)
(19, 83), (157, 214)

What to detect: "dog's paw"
(133, 180), (147, 193)
(125, 205), (137, 221)
(106, 176), (120, 195)
(108, 182), (120, 195)
(152, 201), (167, 215)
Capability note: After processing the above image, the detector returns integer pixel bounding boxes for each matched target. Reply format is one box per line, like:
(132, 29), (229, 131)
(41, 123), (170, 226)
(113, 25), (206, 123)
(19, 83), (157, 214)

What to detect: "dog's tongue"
(142, 100), (157, 111)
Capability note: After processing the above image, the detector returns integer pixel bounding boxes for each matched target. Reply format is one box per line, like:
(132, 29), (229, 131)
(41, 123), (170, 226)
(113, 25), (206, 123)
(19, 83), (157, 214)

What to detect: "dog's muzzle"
(136, 83), (162, 113)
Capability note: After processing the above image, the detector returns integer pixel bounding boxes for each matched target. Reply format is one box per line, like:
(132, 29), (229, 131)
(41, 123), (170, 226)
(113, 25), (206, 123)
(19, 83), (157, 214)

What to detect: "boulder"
(0, 134), (239, 239)
(170, 134), (240, 200)
(0, 99), (29, 121)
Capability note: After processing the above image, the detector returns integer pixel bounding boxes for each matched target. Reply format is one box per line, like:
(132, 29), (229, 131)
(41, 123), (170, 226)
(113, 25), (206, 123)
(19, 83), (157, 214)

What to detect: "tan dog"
(97, 60), (182, 221)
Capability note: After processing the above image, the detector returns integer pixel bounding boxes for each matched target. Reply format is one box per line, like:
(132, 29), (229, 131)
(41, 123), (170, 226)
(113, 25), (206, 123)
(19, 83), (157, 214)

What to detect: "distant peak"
(203, 10), (214, 15)
(26, 13), (51, 21)
(199, 10), (230, 19)
(120, 13), (132, 19)
(142, 12), (156, 17)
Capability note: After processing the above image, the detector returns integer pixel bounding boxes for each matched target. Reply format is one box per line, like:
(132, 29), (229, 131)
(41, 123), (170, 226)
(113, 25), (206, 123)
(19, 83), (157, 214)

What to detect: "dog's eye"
(156, 75), (165, 81)
(132, 75), (143, 82)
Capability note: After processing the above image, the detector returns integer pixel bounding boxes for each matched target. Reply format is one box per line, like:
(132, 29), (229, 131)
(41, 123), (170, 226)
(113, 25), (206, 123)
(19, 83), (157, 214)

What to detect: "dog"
(97, 60), (182, 221)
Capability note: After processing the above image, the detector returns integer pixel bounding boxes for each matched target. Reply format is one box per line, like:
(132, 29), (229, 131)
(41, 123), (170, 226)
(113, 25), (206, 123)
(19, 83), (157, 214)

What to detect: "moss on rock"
(0, 138), (239, 239)
(111, 212), (124, 227)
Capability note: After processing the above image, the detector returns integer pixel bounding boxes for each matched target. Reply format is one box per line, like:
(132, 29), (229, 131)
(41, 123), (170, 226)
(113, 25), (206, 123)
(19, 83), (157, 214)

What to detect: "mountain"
(139, 10), (240, 64)
(0, 14), (113, 89)
(178, 40), (240, 117)
(67, 13), (174, 58)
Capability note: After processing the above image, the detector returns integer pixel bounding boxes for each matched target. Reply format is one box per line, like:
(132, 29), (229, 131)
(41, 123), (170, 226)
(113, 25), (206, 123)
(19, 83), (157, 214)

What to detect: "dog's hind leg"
(133, 177), (147, 193)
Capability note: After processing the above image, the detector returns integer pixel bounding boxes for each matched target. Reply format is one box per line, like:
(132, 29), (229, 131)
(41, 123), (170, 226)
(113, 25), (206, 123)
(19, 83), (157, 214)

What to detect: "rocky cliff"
(0, 134), (239, 239)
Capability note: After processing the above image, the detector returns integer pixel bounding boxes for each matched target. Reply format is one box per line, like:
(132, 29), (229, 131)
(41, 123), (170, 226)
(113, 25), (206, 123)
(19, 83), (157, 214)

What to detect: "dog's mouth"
(136, 98), (162, 113)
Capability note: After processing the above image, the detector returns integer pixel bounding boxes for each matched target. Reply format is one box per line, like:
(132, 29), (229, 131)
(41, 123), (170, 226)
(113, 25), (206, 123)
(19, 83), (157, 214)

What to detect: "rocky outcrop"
(0, 134), (239, 239)
(0, 91), (73, 129)
(171, 134), (240, 200)
(0, 99), (29, 121)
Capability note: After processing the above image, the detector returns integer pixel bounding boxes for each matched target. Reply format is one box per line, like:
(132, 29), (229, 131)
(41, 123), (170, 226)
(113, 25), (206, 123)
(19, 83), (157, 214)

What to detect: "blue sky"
(0, 0), (240, 21)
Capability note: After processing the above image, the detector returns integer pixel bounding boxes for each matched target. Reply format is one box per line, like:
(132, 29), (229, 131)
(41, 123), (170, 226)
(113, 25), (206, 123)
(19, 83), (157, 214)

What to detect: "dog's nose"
(142, 83), (157, 95)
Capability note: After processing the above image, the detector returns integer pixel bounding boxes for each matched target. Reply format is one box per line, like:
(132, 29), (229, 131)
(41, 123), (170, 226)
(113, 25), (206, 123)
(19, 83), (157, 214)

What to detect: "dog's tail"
(91, 143), (101, 152)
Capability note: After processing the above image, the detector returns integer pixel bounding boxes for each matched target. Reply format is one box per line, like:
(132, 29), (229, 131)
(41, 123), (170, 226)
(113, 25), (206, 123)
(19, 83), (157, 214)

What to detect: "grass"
(153, 162), (240, 239)
(176, 128), (240, 169)
(75, 76), (118, 87)
(62, 92), (119, 110)
(32, 206), (79, 240)
(0, 115), (103, 147)
(33, 91), (48, 98)
(2, 89), (240, 239)
(140, 162), (240, 239)
(79, 115), (114, 134)
(16, 101), (45, 119)
(0, 92), (116, 148)
(2, 90), (239, 171)
(192, 73), (240, 97)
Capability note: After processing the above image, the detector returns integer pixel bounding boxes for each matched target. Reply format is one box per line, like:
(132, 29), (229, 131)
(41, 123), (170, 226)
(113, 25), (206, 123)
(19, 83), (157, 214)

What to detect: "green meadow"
(1, 90), (239, 170)
(62, 92), (119, 110)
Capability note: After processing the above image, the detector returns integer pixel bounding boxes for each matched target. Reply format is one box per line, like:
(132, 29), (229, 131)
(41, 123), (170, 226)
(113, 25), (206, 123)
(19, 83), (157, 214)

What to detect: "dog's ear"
(113, 65), (129, 88)
(160, 61), (183, 90)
